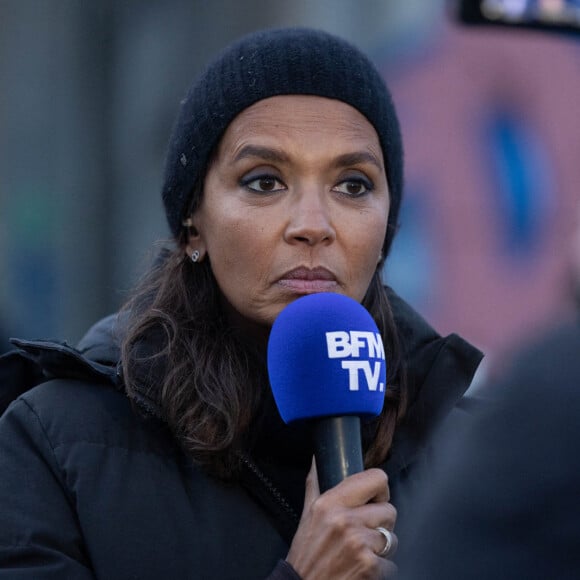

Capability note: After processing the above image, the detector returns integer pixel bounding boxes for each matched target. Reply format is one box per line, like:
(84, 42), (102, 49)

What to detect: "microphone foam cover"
(267, 293), (387, 424)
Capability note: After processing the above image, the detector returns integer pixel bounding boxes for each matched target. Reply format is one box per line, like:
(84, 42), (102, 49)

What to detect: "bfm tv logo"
(325, 331), (385, 392)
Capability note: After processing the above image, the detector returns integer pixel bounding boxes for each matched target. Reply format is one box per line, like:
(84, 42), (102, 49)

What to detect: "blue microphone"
(267, 293), (387, 491)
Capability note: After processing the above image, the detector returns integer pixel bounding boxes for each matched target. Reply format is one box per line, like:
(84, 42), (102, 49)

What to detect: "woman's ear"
(183, 216), (207, 263)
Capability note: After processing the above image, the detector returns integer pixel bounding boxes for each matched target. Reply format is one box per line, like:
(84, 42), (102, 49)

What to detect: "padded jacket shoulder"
(0, 379), (289, 579)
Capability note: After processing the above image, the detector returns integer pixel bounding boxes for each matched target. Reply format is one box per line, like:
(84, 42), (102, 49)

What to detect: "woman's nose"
(284, 190), (336, 246)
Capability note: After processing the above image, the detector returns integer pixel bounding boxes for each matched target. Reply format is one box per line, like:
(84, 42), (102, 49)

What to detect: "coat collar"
(383, 286), (483, 476)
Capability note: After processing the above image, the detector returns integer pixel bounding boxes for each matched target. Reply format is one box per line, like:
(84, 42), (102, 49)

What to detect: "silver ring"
(376, 527), (395, 558)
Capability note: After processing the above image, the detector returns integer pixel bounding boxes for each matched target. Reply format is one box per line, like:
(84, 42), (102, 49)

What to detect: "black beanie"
(162, 27), (404, 257)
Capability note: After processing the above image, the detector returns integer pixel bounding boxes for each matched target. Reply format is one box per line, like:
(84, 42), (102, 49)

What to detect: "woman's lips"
(277, 267), (338, 293)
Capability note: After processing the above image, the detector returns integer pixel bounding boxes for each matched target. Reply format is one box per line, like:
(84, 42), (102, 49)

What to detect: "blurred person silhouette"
(0, 28), (482, 579)
(396, 319), (580, 580)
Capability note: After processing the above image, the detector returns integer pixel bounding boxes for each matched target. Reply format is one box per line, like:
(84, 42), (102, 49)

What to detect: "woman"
(0, 28), (482, 579)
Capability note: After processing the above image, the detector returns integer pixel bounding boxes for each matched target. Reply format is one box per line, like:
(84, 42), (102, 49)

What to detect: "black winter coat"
(0, 289), (482, 579)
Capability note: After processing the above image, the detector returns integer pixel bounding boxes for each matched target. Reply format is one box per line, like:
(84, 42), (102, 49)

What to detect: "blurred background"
(1, 0), (579, 379)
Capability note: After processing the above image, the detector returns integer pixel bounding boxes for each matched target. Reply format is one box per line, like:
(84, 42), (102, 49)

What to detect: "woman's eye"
(334, 178), (373, 197)
(241, 175), (285, 193)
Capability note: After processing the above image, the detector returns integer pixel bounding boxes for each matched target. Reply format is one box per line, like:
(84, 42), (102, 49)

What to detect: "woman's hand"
(286, 461), (398, 579)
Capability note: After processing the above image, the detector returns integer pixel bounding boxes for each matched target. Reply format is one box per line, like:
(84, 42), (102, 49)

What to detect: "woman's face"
(188, 95), (390, 333)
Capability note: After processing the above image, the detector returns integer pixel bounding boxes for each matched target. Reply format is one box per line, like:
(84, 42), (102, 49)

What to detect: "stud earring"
(191, 250), (200, 263)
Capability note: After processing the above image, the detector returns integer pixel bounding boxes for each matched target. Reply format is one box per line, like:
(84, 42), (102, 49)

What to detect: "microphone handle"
(313, 415), (364, 492)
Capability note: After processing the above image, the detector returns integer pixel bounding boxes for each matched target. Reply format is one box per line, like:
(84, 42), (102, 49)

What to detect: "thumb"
(302, 457), (320, 513)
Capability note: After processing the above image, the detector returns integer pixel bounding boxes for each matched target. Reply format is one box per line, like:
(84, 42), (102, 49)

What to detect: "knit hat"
(162, 27), (404, 257)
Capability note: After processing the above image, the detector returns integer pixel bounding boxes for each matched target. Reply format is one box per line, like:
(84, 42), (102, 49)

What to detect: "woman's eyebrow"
(233, 145), (289, 164)
(332, 151), (383, 171)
